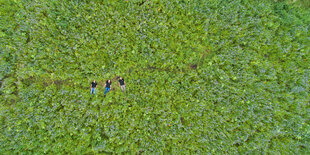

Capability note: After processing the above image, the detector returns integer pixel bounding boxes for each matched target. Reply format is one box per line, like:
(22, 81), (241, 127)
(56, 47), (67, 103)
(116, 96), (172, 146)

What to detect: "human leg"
(91, 88), (95, 95)
(121, 85), (126, 92)
(104, 87), (110, 95)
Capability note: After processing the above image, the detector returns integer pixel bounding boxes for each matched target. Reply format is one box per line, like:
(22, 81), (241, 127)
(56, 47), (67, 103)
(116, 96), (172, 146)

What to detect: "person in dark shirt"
(118, 77), (126, 92)
(90, 80), (97, 95)
(104, 80), (112, 97)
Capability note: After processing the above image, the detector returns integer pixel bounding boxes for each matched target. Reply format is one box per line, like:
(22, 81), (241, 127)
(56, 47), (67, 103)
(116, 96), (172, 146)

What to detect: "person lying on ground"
(104, 80), (112, 97)
(118, 77), (126, 92)
(90, 80), (97, 95)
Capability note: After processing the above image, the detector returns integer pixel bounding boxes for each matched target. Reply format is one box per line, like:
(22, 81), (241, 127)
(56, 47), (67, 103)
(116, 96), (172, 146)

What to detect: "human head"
(120, 77), (122, 80)
(93, 80), (95, 82)
(107, 80), (111, 83)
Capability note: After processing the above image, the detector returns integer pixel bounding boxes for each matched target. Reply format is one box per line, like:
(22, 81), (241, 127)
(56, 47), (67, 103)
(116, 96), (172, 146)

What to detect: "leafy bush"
(0, 0), (309, 154)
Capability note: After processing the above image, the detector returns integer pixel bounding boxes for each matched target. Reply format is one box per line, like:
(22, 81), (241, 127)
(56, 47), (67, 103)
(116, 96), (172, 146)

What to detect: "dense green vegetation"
(1, 0), (309, 154)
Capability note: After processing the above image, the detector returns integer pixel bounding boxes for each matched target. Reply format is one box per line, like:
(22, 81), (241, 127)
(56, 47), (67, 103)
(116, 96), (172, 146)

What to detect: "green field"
(0, 0), (309, 154)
